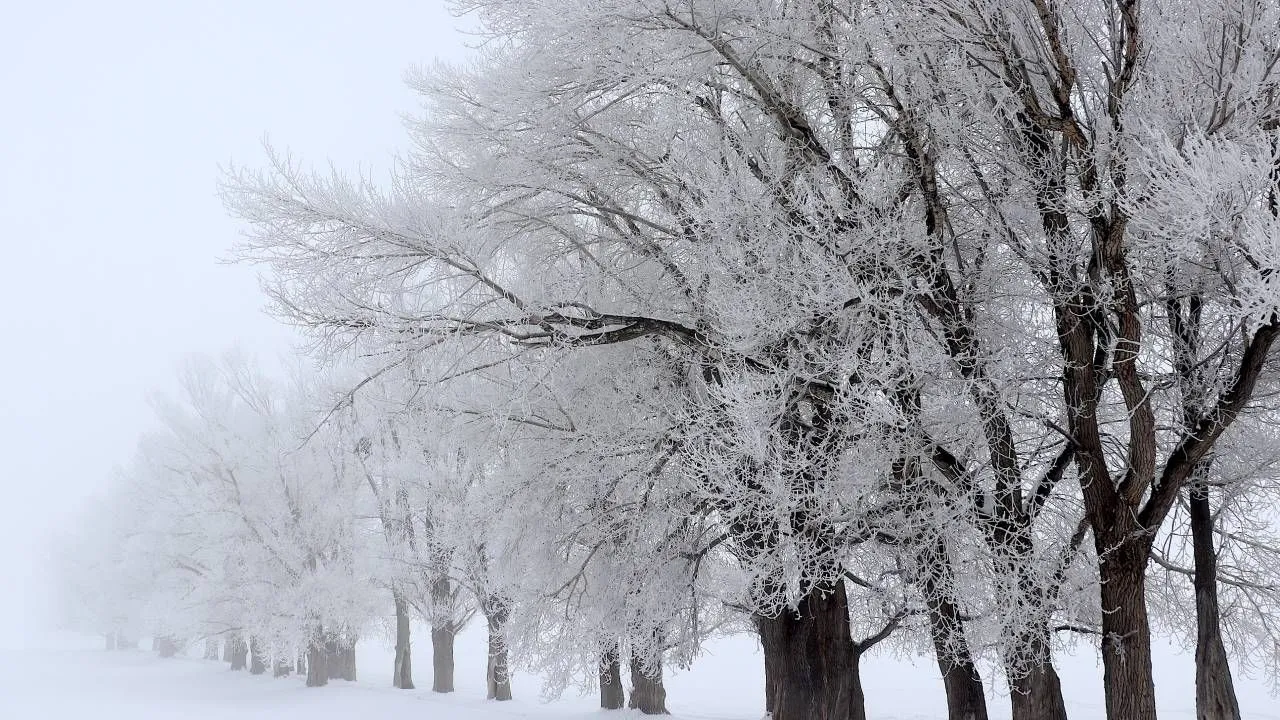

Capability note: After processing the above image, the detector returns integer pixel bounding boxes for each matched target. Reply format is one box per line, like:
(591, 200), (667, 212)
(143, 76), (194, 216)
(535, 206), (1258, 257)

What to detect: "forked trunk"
(485, 595), (512, 701)
(249, 636), (267, 675)
(755, 580), (861, 720)
(628, 646), (669, 715)
(600, 642), (625, 709)
(392, 593), (414, 689)
(1097, 539), (1157, 720)
(1190, 484), (1241, 720)
(431, 626), (455, 693)
(306, 633), (328, 687)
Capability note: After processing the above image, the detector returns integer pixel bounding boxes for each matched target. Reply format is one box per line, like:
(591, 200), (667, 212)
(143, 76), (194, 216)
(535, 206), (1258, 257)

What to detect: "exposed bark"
(392, 592), (414, 689)
(325, 635), (357, 682)
(628, 646), (668, 715)
(484, 595), (512, 701)
(229, 635), (248, 671)
(1006, 628), (1068, 720)
(249, 635), (267, 675)
(918, 540), (989, 720)
(1190, 481), (1242, 720)
(755, 579), (860, 720)
(306, 633), (328, 687)
(154, 635), (178, 658)
(431, 626), (455, 693)
(1097, 539), (1157, 720)
(599, 642), (625, 710)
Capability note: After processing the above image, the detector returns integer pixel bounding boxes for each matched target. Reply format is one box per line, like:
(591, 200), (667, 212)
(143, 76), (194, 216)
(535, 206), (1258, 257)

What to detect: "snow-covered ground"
(1, 625), (1276, 719)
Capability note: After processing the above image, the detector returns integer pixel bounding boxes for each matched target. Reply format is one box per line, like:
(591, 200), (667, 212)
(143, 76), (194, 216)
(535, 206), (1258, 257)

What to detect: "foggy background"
(0, 0), (469, 647)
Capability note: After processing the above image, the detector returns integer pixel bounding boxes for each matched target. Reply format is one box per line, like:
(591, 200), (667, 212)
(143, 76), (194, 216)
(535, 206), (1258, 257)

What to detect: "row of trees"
(63, 1), (1280, 720)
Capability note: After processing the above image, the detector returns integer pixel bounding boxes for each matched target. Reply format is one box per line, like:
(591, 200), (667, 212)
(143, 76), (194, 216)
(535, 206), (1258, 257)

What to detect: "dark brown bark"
(1097, 539), (1157, 720)
(249, 635), (267, 675)
(918, 541), (989, 720)
(600, 642), (625, 709)
(306, 634), (328, 687)
(628, 646), (669, 715)
(1190, 483), (1241, 720)
(1007, 630), (1068, 720)
(431, 626), (455, 693)
(485, 595), (512, 701)
(755, 580), (861, 720)
(229, 635), (248, 671)
(393, 593), (414, 689)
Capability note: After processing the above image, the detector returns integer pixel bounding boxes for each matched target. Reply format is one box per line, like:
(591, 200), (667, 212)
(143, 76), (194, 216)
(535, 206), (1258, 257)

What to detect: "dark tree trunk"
(431, 626), (455, 693)
(249, 636), (267, 675)
(203, 638), (220, 661)
(1006, 629), (1068, 720)
(1097, 539), (1158, 720)
(1190, 483), (1242, 720)
(306, 634), (328, 687)
(755, 580), (861, 720)
(628, 646), (669, 715)
(325, 636), (356, 681)
(154, 632), (177, 655)
(600, 642), (625, 709)
(392, 593), (414, 689)
(274, 656), (292, 677)
(485, 596), (512, 701)
(919, 552), (989, 720)
(229, 635), (248, 671)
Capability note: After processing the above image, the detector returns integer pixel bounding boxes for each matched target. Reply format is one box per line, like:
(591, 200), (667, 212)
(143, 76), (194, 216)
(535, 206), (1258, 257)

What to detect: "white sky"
(0, 0), (470, 641)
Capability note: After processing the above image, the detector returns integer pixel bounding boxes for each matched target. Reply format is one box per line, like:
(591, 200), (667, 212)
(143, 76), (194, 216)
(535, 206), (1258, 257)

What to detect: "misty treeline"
(54, 1), (1280, 719)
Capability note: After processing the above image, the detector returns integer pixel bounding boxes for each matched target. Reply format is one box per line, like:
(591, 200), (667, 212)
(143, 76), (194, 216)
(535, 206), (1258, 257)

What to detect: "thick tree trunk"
(393, 593), (414, 689)
(229, 635), (248, 671)
(628, 646), (669, 715)
(1098, 540), (1158, 720)
(1190, 484), (1241, 720)
(249, 636), (267, 675)
(154, 635), (178, 658)
(306, 634), (328, 687)
(325, 636), (357, 681)
(755, 580), (861, 720)
(203, 638), (220, 661)
(600, 642), (625, 709)
(431, 626), (455, 693)
(1006, 631), (1068, 720)
(918, 540), (989, 720)
(274, 656), (292, 677)
(485, 596), (512, 701)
